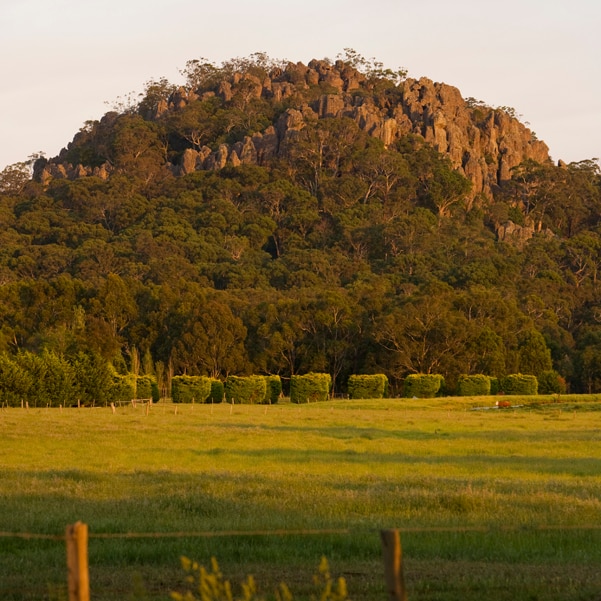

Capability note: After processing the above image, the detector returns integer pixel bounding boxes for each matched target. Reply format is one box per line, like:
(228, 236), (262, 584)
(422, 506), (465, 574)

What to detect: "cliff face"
(37, 59), (549, 198)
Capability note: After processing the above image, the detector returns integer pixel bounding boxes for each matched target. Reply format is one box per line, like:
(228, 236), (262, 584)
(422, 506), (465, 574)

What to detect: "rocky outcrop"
(37, 58), (550, 201)
(34, 159), (113, 185)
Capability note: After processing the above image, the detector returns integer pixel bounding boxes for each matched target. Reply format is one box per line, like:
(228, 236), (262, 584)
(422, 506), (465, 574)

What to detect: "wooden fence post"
(66, 521), (90, 601)
(381, 529), (408, 601)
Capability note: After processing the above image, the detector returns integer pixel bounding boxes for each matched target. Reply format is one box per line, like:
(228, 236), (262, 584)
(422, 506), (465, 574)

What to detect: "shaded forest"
(1, 52), (600, 394)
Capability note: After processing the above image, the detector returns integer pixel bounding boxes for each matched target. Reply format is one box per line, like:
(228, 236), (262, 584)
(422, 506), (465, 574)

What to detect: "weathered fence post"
(381, 529), (408, 601)
(66, 521), (90, 601)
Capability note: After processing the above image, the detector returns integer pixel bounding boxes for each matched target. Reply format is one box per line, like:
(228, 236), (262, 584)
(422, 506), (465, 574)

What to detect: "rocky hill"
(35, 57), (549, 200)
(2, 52), (599, 395)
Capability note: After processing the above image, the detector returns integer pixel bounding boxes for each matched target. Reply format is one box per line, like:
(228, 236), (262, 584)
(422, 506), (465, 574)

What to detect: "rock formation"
(35, 58), (550, 201)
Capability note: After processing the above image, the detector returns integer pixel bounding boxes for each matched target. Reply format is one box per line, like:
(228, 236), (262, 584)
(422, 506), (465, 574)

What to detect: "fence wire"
(2, 523), (601, 541)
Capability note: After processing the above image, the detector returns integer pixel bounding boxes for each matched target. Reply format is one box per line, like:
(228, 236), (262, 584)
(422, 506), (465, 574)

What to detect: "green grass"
(1, 396), (601, 600)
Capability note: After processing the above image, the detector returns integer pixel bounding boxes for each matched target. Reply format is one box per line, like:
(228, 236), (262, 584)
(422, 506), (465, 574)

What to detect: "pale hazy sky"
(0, 0), (599, 171)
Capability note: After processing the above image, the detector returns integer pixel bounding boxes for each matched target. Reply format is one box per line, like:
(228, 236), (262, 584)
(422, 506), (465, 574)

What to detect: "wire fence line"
(2, 523), (601, 542)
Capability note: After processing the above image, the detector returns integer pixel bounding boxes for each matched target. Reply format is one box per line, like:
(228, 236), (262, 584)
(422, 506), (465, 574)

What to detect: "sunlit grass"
(1, 396), (601, 600)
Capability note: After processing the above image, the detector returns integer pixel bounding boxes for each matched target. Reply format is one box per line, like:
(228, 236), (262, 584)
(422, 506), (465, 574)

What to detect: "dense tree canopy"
(1, 53), (600, 394)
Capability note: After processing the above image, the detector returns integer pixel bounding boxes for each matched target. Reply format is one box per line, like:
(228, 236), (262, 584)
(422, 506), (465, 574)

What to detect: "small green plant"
(171, 556), (347, 601)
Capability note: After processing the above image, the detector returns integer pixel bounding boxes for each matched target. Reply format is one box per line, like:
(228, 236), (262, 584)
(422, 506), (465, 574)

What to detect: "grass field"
(1, 395), (601, 600)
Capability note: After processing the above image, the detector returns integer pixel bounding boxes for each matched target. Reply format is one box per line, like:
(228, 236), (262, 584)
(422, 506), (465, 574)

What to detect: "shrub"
(537, 370), (567, 395)
(403, 374), (444, 398)
(457, 374), (491, 397)
(111, 374), (136, 403)
(207, 379), (224, 403)
(263, 375), (282, 404)
(499, 373), (538, 395)
(172, 375), (212, 403)
(71, 351), (115, 406)
(14, 350), (77, 407)
(136, 375), (158, 401)
(224, 375), (267, 404)
(290, 373), (331, 404)
(0, 353), (33, 406)
(490, 377), (500, 395)
(347, 374), (388, 399)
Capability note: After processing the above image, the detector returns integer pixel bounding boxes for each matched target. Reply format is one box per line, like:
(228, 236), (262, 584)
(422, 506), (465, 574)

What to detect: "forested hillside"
(1, 51), (600, 394)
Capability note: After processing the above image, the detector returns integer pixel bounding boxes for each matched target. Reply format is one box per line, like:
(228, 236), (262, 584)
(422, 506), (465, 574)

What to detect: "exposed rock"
(252, 126), (279, 163)
(36, 58), (551, 200)
(232, 136), (258, 165)
(317, 94), (345, 118)
(496, 220), (535, 248)
(180, 148), (200, 175)
(218, 81), (233, 102)
(93, 162), (112, 180)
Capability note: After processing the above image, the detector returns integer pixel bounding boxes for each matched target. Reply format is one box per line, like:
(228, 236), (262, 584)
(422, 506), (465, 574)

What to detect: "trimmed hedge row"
(0, 349), (553, 407)
(171, 375), (212, 403)
(264, 375), (282, 404)
(290, 373), (331, 404)
(457, 374), (491, 397)
(499, 373), (538, 395)
(401, 373), (543, 398)
(403, 374), (444, 398)
(347, 374), (388, 399)
(224, 375), (266, 404)
(208, 379), (225, 403)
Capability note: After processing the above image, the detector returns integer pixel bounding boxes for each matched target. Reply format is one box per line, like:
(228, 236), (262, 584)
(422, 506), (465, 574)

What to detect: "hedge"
(207, 379), (224, 403)
(135, 375), (159, 402)
(171, 375), (212, 403)
(537, 370), (566, 394)
(290, 373), (331, 404)
(347, 374), (388, 399)
(224, 375), (267, 404)
(111, 374), (136, 403)
(403, 374), (444, 398)
(263, 375), (282, 404)
(499, 373), (538, 395)
(457, 374), (491, 397)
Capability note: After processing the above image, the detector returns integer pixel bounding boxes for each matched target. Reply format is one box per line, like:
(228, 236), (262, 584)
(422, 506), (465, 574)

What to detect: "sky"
(0, 0), (599, 172)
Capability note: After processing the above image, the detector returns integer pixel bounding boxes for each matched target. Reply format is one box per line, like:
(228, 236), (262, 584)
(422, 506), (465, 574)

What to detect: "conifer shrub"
(490, 377), (500, 395)
(71, 351), (115, 406)
(13, 351), (77, 407)
(403, 374), (444, 398)
(207, 379), (224, 403)
(347, 374), (388, 399)
(290, 373), (331, 403)
(0, 353), (33, 406)
(457, 374), (491, 396)
(171, 375), (212, 403)
(224, 375), (267, 404)
(537, 370), (567, 394)
(499, 373), (538, 395)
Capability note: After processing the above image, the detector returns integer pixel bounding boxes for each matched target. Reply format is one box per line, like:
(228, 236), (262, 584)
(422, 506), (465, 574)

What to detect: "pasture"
(1, 396), (601, 600)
